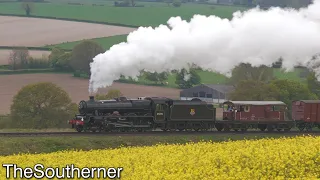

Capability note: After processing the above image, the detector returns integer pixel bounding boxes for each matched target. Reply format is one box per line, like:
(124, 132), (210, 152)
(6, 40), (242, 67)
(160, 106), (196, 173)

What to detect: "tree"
(95, 89), (123, 100)
(21, 2), (34, 16)
(144, 71), (169, 84)
(307, 71), (320, 98)
(175, 68), (201, 89)
(228, 63), (274, 86)
(70, 40), (104, 75)
(10, 82), (77, 129)
(270, 79), (317, 119)
(48, 48), (72, 71)
(8, 47), (30, 70)
(270, 79), (317, 103)
(229, 80), (280, 101)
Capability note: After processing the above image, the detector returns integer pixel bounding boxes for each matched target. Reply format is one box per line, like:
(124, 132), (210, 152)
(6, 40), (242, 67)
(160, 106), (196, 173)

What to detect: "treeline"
(226, 63), (320, 119)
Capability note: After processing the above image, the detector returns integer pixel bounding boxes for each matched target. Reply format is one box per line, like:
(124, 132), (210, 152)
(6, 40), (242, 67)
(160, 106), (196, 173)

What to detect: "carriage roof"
(293, 100), (320, 104)
(223, 101), (286, 106)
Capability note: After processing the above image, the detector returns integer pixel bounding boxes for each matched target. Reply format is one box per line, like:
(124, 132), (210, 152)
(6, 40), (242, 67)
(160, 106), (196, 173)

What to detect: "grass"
(0, 134), (311, 156)
(0, 2), (248, 27)
(0, 128), (74, 132)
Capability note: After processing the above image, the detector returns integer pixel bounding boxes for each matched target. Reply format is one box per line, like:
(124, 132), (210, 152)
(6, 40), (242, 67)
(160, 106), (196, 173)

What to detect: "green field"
(0, 134), (306, 156)
(138, 68), (306, 87)
(0, 2), (248, 27)
(45, 35), (128, 50)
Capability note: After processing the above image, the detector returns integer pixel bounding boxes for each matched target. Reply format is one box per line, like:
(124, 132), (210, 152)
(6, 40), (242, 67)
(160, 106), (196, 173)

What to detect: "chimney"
(89, 96), (94, 101)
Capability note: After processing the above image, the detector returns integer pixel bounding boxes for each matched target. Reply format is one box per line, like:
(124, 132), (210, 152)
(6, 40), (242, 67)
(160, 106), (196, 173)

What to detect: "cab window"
(156, 104), (165, 111)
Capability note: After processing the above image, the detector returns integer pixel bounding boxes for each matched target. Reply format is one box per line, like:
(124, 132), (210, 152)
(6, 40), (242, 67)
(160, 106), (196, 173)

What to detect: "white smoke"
(89, 0), (320, 93)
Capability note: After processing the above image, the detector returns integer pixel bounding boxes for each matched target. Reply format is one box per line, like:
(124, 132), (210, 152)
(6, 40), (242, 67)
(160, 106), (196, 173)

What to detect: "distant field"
(0, 2), (248, 27)
(139, 68), (306, 88)
(45, 34), (128, 50)
(0, 16), (135, 47)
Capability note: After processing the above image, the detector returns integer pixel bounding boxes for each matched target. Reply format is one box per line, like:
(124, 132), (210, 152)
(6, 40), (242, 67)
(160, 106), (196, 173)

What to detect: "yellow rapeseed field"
(0, 135), (319, 180)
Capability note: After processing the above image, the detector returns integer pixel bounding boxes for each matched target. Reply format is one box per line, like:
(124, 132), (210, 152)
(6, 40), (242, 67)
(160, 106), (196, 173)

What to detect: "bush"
(27, 57), (50, 69)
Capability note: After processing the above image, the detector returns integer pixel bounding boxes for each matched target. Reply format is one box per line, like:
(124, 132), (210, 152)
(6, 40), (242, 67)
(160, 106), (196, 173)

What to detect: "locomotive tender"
(69, 96), (320, 132)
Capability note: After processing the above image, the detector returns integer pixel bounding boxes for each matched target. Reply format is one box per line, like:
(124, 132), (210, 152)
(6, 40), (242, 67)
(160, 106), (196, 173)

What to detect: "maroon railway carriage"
(215, 101), (294, 132)
(292, 100), (320, 131)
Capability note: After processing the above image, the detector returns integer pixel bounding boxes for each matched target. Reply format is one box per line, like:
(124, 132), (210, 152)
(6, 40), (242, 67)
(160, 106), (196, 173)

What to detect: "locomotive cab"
(147, 97), (171, 122)
(155, 104), (167, 121)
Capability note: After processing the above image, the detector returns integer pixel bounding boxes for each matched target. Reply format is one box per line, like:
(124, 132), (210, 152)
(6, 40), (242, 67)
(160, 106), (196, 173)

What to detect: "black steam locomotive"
(69, 96), (216, 132)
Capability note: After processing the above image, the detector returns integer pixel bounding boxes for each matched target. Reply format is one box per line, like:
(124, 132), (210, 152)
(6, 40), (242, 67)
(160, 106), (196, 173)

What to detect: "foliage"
(26, 56), (50, 69)
(229, 79), (317, 119)
(307, 71), (320, 99)
(10, 82), (77, 129)
(144, 71), (169, 84)
(229, 80), (279, 101)
(7, 47), (50, 70)
(95, 89), (123, 100)
(70, 40), (104, 75)
(230, 79), (316, 102)
(175, 68), (201, 89)
(8, 47), (29, 70)
(48, 47), (72, 71)
(0, 136), (319, 179)
(228, 63), (274, 85)
(269, 79), (318, 105)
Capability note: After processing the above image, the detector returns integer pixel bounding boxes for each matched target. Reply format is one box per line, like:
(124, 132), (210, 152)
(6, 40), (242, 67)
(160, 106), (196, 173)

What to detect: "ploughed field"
(0, 74), (180, 114)
(0, 16), (136, 47)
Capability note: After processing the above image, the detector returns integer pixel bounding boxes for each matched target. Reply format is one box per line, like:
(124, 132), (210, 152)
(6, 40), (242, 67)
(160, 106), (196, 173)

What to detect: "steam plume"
(89, 0), (320, 93)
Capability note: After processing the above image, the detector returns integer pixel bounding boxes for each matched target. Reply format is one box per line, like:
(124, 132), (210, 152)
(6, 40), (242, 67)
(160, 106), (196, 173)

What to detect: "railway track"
(0, 130), (320, 137)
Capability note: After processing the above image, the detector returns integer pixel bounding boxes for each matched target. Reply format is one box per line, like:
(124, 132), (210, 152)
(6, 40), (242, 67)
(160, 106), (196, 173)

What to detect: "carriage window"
(192, 93), (198, 97)
(271, 106), (280, 111)
(206, 94), (212, 98)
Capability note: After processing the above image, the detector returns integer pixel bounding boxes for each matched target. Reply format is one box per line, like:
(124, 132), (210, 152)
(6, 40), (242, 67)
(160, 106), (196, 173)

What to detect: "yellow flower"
(0, 136), (319, 179)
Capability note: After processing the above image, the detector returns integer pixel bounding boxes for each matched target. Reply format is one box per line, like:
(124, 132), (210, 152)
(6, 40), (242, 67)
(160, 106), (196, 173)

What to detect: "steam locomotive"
(69, 96), (320, 133)
(69, 96), (216, 132)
